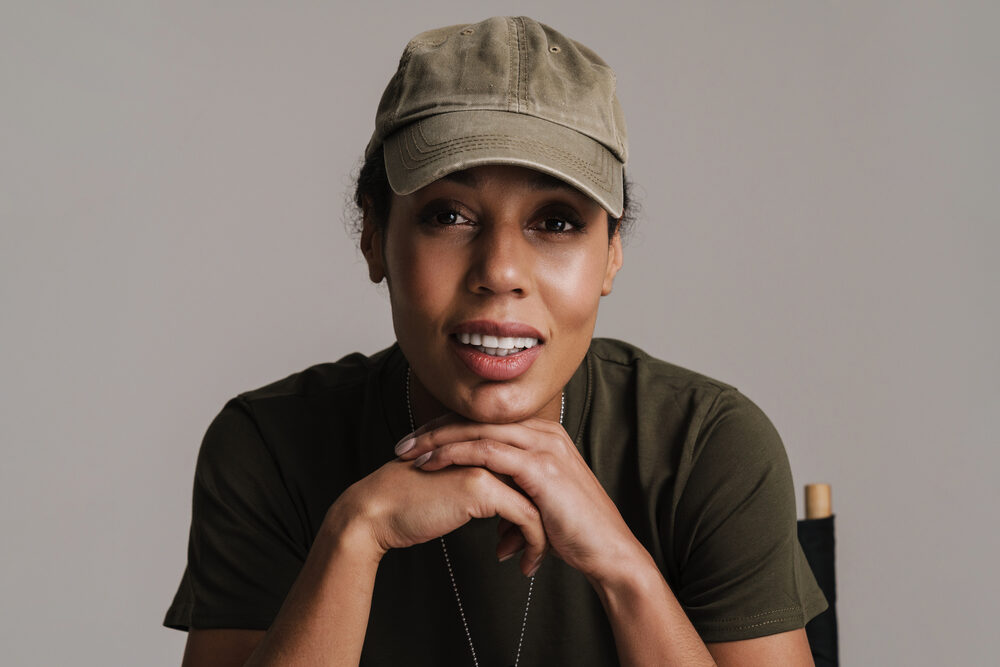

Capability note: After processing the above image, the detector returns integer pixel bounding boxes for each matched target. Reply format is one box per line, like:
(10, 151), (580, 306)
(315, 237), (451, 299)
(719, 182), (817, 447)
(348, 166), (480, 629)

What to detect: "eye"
(434, 210), (463, 225)
(534, 215), (585, 235)
(417, 205), (474, 227)
(541, 218), (573, 232)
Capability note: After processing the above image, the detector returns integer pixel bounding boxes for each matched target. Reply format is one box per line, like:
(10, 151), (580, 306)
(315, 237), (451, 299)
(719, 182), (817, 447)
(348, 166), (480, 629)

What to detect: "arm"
(397, 415), (818, 667)
(589, 536), (715, 666)
(590, 538), (813, 666)
(241, 502), (383, 666)
(179, 459), (549, 667)
(399, 418), (718, 665)
(177, 500), (381, 667)
(178, 531), (813, 667)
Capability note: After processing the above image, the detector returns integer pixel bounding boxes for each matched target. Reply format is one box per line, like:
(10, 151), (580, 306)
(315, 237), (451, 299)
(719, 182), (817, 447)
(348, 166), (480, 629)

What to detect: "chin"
(464, 405), (530, 424)
(455, 384), (548, 424)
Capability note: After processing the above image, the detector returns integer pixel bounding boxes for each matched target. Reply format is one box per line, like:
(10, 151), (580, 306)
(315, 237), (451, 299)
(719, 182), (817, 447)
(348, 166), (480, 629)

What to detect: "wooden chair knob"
(805, 483), (833, 519)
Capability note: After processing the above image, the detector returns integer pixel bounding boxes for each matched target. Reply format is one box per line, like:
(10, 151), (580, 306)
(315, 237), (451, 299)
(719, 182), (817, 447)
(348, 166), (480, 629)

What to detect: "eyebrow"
(442, 169), (578, 193)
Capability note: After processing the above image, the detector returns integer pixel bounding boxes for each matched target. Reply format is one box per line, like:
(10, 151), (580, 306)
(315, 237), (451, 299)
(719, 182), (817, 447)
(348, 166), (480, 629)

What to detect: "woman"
(165, 16), (827, 666)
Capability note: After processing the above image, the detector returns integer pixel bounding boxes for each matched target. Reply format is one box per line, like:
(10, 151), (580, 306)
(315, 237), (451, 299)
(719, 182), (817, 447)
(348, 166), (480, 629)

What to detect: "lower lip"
(450, 337), (543, 381)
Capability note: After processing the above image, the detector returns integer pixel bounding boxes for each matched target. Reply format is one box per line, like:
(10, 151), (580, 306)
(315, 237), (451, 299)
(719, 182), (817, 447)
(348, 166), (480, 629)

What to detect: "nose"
(465, 223), (530, 296)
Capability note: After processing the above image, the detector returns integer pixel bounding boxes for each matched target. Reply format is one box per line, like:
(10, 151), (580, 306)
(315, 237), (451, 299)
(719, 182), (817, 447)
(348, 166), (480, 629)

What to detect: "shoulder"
(197, 344), (401, 469)
(589, 337), (736, 394)
(236, 345), (399, 406)
(587, 337), (784, 469)
(587, 337), (753, 424)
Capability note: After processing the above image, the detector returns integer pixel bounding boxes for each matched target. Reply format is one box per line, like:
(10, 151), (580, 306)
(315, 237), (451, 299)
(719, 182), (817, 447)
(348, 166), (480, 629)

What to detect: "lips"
(451, 320), (544, 341)
(450, 320), (544, 381)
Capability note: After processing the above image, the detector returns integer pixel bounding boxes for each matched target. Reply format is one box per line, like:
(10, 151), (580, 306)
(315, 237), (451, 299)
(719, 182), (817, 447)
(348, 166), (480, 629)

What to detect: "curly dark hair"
(349, 146), (636, 242)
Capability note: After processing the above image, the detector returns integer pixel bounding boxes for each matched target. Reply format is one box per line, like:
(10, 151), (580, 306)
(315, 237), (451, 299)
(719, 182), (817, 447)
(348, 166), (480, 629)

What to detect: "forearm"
(589, 540), (715, 667)
(244, 502), (382, 667)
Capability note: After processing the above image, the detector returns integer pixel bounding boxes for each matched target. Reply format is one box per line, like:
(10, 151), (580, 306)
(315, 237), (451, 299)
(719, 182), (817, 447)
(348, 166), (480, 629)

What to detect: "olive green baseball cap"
(365, 16), (628, 217)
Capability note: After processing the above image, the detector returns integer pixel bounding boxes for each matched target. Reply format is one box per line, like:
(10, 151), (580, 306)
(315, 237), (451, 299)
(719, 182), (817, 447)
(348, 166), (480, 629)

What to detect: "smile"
(456, 332), (539, 357)
(449, 322), (545, 381)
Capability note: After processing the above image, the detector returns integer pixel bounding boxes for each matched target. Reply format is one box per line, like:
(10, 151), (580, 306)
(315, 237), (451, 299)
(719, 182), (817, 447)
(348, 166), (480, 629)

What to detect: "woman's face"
(363, 164), (623, 423)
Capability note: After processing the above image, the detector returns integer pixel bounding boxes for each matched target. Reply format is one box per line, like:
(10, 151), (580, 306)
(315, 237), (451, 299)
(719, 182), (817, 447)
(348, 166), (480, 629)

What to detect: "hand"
(333, 456), (548, 576)
(394, 415), (642, 583)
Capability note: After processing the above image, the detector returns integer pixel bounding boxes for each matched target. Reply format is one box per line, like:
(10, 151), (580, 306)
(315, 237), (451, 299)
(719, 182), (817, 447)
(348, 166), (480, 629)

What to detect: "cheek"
(538, 245), (608, 326)
(384, 235), (457, 326)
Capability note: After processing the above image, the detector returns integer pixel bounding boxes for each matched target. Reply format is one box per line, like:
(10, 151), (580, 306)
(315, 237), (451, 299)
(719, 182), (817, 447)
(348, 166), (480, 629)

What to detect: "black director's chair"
(798, 483), (839, 667)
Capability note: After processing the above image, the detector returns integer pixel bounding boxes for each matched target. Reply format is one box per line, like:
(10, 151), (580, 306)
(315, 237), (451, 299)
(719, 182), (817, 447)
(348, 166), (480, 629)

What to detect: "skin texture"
(179, 165), (815, 666)
(365, 165), (623, 426)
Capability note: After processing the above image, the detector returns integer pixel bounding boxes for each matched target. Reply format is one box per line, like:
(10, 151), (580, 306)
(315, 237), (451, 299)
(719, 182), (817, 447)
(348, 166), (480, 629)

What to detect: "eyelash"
(417, 209), (472, 227)
(417, 206), (585, 234)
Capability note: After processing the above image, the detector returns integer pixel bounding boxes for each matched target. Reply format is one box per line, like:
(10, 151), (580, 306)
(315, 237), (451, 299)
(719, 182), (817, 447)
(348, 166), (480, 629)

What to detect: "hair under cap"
(365, 16), (628, 217)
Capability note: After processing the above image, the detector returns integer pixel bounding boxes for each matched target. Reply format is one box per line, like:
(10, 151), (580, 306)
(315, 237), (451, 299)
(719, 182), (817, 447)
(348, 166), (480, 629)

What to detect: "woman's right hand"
(329, 459), (548, 576)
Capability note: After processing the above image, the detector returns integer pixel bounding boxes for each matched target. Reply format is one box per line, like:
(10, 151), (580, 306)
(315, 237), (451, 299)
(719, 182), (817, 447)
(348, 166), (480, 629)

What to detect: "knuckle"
(536, 453), (560, 481)
(464, 466), (494, 491)
(522, 499), (541, 521)
(479, 438), (499, 458)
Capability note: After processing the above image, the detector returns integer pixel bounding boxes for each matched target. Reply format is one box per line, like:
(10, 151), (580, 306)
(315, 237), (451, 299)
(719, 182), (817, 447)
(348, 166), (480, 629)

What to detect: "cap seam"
(402, 125), (615, 188)
(516, 16), (528, 113)
(607, 69), (625, 156)
(506, 17), (517, 112)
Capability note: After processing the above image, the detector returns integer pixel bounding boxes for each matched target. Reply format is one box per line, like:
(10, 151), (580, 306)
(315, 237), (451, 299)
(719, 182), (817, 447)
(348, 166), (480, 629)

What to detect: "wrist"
(322, 487), (387, 564)
(586, 537), (660, 597)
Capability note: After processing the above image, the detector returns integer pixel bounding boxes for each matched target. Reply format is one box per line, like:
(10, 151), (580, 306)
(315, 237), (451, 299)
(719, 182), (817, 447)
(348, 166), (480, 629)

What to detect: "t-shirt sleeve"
(163, 397), (309, 631)
(670, 388), (828, 643)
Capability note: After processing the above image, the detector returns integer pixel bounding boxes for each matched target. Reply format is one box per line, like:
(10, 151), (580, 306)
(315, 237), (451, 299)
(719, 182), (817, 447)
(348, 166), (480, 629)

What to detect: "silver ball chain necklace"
(405, 367), (564, 667)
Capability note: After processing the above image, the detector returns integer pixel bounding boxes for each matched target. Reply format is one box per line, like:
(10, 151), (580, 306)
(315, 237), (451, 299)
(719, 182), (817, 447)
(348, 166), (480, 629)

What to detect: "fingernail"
(528, 561), (542, 577)
(413, 451), (432, 467)
(395, 437), (415, 456)
(498, 549), (517, 562)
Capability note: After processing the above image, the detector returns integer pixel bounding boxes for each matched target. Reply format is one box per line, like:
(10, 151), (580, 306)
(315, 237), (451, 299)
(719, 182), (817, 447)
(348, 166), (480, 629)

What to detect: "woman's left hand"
(394, 415), (641, 582)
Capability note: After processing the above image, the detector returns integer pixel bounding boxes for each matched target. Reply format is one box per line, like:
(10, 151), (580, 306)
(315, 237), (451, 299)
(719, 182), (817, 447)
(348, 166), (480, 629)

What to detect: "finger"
(496, 517), (514, 536)
(394, 412), (461, 455)
(415, 438), (529, 481)
(468, 470), (548, 576)
(398, 421), (544, 460)
(519, 416), (569, 435)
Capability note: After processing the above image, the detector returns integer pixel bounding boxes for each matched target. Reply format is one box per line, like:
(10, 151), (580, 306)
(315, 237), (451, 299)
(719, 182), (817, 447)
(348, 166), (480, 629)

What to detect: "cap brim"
(383, 110), (624, 217)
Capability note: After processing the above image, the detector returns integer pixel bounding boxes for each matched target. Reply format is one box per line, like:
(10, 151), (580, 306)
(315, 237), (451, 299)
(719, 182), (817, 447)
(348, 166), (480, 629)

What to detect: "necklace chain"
(405, 366), (563, 667)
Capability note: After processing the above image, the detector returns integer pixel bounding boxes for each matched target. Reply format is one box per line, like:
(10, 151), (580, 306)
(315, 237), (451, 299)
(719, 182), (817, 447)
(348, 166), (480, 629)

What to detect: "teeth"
(458, 332), (541, 355)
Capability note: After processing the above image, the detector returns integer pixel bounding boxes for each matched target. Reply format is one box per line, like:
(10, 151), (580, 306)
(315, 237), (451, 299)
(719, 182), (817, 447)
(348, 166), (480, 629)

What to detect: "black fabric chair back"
(797, 516), (838, 667)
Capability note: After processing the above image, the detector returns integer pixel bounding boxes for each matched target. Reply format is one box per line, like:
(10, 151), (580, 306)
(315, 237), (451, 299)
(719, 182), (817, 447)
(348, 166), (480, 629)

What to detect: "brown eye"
(416, 202), (474, 228)
(436, 211), (460, 225)
(542, 218), (573, 232)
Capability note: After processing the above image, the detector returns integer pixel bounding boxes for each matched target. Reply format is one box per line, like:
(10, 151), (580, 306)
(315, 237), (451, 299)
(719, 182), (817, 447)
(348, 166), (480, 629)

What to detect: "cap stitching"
(607, 69), (626, 157)
(506, 18), (518, 112)
(407, 125), (612, 180)
(400, 129), (614, 189)
(516, 16), (528, 112)
(411, 119), (615, 176)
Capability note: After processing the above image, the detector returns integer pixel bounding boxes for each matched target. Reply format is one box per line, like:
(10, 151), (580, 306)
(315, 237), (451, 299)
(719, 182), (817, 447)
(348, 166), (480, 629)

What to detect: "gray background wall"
(1, 1), (996, 664)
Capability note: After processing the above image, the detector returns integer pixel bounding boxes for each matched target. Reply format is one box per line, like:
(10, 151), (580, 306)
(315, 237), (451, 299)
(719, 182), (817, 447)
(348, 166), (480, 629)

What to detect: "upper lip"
(451, 320), (545, 342)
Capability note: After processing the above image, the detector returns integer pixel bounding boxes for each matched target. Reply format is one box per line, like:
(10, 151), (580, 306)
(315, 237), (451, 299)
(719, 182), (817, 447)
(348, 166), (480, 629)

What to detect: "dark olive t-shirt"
(164, 339), (827, 662)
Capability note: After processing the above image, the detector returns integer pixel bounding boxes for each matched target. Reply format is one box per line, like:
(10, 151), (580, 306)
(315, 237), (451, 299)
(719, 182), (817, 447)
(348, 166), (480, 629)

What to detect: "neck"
(407, 370), (449, 429)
